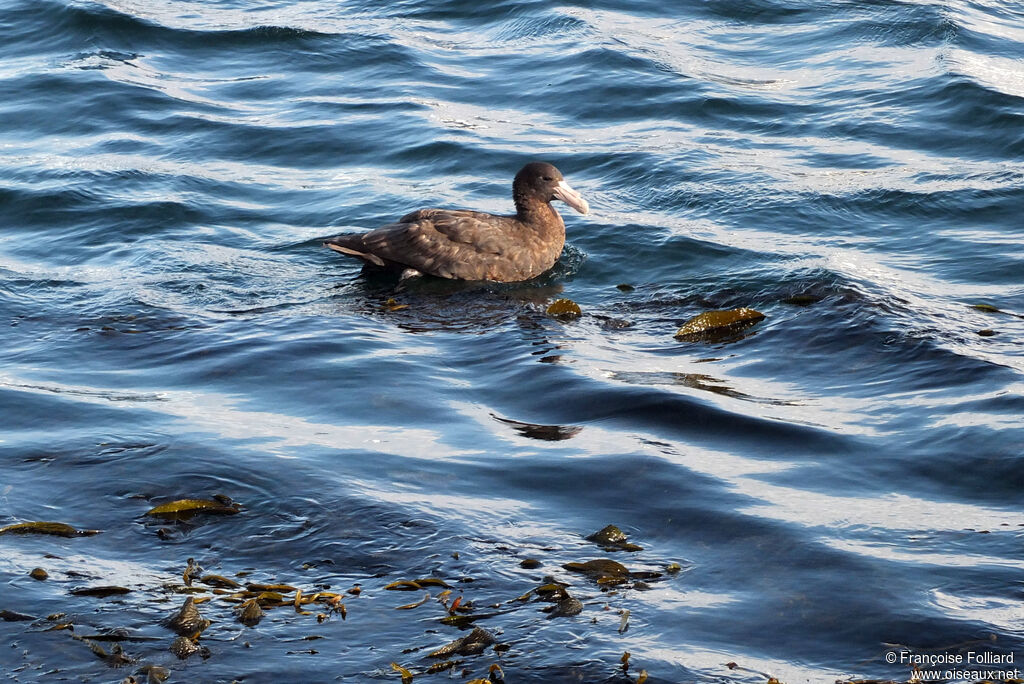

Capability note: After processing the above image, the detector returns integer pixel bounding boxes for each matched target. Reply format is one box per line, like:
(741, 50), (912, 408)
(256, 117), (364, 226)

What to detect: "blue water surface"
(1, 0), (1023, 682)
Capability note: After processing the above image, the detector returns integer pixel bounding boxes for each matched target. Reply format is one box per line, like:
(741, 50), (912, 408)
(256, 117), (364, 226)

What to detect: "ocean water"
(1, 0), (1023, 682)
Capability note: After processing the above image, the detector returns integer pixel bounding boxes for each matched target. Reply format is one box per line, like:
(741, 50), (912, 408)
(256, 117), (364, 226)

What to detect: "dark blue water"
(2, 0), (1023, 682)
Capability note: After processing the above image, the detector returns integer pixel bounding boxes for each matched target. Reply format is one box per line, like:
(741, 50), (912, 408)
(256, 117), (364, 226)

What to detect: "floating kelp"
(182, 557), (201, 585)
(70, 586), (132, 598)
(247, 582), (297, 593)
(977, 329), (996, 336)
(78, 628), (156, 643)
(221, 589), (290, 607)
(426, 660), (462, 674)
(674, 308), (765, 342)
(546, 298), (582, 319)
(616, 283), (635, 292)
(236, 598), (263, 627)
(0, 521), (100, 537)
(44, 621), (73, 632)
(447, 595), (469, 613)
(587, 525), (627, 545)
(135, 664), (170, 683)
(595, 314), (633, 330)
(169, 635), (203, 660)
(586, 525), (644, 552)
(6, 519), (681, 680)
(428, 626), (495, 658)
(385, 578), (449, 591)
(29, 567), (48, 580)
(532, 581), (571, 600)
(73, 633), (134, 667)
(783, 294), (822, 306)
(200, 574), (241, 589)
(0, 610), (35, 621)
(390, 662), (414, 683)
(383, 298), (409, 312)
(166, 596), (210, 636)
(971, 303), (1001, 313)
(546, 594), (583, 619)
(396, 592), (430, 610)
(414, 578), (450, 588)
(440, 613), (490, 628)
(144, 497), (241, 520)
(563, 559), (630, 580)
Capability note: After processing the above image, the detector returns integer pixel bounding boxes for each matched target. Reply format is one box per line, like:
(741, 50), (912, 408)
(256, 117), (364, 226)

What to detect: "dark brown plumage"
(323, 162), (589, 282)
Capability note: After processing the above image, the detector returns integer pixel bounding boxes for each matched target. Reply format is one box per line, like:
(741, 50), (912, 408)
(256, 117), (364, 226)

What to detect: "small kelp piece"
(427, 660), (462, 674)
(246, 582), (297, 593)
(440, 614), (489, 628)
(546, 594), (583, 619)
(145, 498), (241, 520)
(971, 303), (1001, 313)
(169, 635), (202, 659)
(396, 592), (431, 610)
(237, 598), (263, 627)
(73, 634), (134, 666)
(139, 665), (171, 684)
(0, 521), (100, 537)
(182, 558), (202, 586)
(428, 626), (495, 658)
(29, 568), (48, 581)
(391, 662), (414, 684)
(200, 574), (241, 589)
(586, 524), (644, 552)
(587, 524), (627, 545)
(384, 580), (424, 591)
(546, 298), (582, 319)
(413, 578), (450, 588)
(383, 298), (409, 312)
(166, 596), (210, 636)
(563, 559), (630, 581)
(70, 586), (132, 598)
(674, 308), (765, 342)
(534, 581), (570, 600)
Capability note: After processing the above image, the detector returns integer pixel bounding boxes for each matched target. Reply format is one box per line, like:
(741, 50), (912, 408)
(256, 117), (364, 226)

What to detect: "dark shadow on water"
(491, 413), (583, 441)
(608, 370), (800, 407)
(328, 262), (573, 334)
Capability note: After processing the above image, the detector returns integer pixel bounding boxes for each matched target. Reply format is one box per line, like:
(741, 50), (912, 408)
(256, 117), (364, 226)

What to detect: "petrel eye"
(542, 176), (553, 181)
